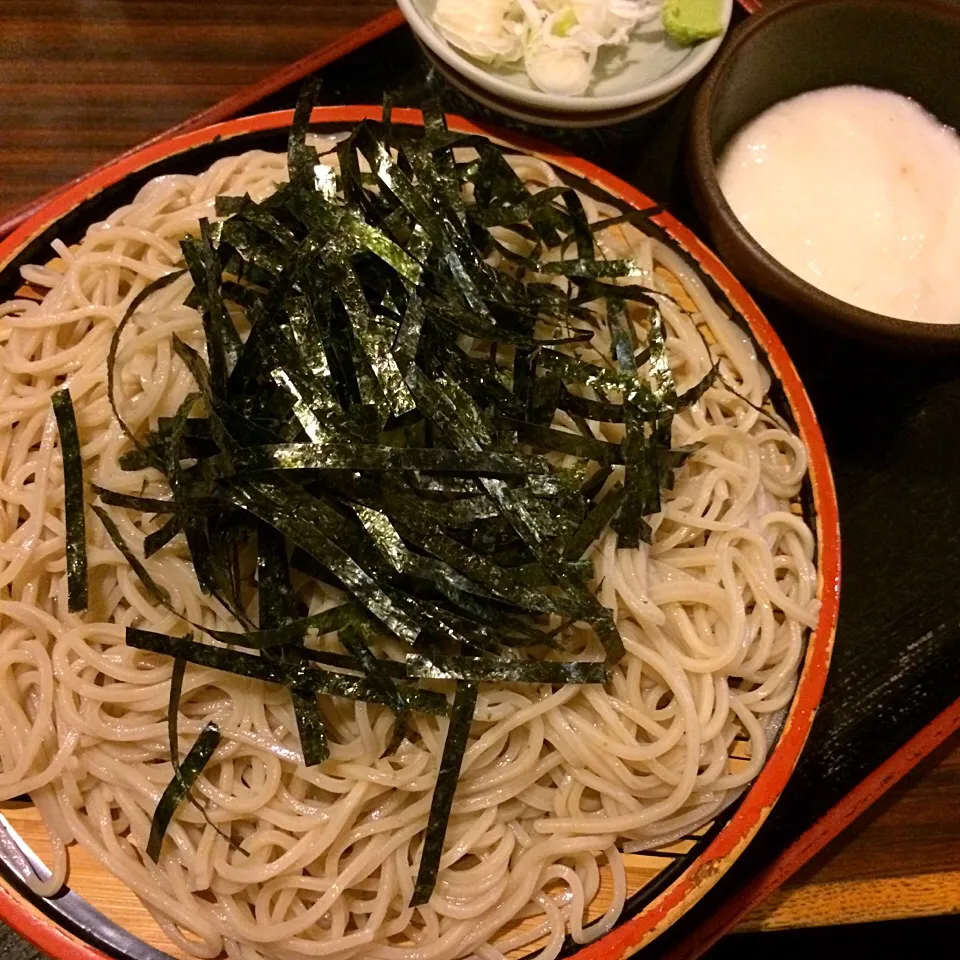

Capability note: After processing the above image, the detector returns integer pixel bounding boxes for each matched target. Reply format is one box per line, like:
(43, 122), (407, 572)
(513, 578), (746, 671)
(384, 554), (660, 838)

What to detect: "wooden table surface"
(1, 0), (959, 950)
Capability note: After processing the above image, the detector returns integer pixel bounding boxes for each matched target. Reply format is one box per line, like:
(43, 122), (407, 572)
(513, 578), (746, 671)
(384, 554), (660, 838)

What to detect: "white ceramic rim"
(423, 45), (679, 126)
(396, 0), (732, 113)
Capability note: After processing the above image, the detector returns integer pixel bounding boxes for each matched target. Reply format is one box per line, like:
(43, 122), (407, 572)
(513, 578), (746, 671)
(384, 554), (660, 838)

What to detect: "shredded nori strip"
(257, 521), (330, 766)
(108, 270), (189, 456)
(167, 658), (186, 771)
(126, 628), (448, 716)
(210, 443), (549, 477)
(52, 387), (87, 611)
(406, 653), (607, 685)
(289, 688), (329, 767)
(163, 658), (241, 850)
(146, 721), (221, 862)
(79, 82), (720, 891)
(410, 680), (478, 907)
(92, 504), (170, 606)
(206, 602), (367, 649)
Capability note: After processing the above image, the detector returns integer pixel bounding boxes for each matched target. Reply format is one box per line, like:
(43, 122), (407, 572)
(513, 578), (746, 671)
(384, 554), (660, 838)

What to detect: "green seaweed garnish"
(406, 653), (607, 685)
(167, 658), (186, 770)
(126, 628), (449, 716)
(146, 721), (221, 862)
(257, 521), (330, 767)
(83, 83), (718, 894)
(52, 387), (87, 611)
(162, 658), (240, 851)
(92, 504), (170, 606)
(410, 680), (478, 907)
(108, 270), (189, 456)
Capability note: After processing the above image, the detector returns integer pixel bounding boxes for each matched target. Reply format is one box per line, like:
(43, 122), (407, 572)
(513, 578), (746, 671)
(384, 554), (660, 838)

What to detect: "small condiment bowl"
(397, 0), (732, 128)
(688, 0), (960, 349)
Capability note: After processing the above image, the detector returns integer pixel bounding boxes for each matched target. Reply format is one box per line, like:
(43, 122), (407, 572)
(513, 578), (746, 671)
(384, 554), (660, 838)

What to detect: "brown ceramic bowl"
(689, 0), (960, 349)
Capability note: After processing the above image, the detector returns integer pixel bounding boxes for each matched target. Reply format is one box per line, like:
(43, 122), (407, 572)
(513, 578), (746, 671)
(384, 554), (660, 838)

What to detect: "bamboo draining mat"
(1, 261), (751, 959)
(6, 737), (960, 959)
(1, 803), (721, 960)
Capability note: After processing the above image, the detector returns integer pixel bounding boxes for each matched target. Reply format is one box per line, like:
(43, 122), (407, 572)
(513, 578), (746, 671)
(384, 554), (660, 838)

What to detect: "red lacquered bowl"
(0, 106), (840, 960)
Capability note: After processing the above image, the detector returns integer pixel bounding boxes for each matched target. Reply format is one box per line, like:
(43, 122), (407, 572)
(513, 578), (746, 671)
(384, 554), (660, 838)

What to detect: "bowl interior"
(403, 0), (732, 109)
(694, 0), (960, 344)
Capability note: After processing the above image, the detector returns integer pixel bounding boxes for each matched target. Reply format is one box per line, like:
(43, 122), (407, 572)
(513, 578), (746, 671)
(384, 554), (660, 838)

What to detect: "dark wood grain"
(740, 734), (960, 930)
(799, 737), (960, 886)
(0, 0), (394, 219)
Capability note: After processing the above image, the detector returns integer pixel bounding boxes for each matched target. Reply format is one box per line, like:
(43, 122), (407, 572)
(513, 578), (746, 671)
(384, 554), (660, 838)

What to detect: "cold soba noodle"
(0, 134), (817, 960)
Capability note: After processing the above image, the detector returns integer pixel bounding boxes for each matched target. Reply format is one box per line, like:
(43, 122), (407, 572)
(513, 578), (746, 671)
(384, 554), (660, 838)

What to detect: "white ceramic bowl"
(397, 0), (733, 125)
